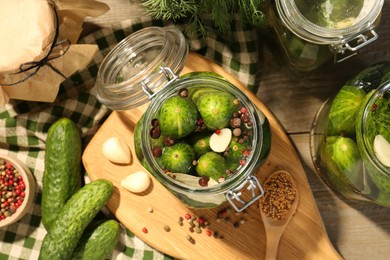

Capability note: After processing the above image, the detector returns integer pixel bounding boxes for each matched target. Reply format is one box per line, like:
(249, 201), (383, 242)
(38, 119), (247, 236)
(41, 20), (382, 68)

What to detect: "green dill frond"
(139, 0), (267, 37)
(185, 13), (208, 38)
(208, 0), (233, 32)
(238, 0), (266, 27)
(141, 0), (198, 20)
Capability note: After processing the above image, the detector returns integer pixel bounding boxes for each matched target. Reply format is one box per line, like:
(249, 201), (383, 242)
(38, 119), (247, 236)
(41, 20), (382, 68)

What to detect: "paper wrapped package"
(0, 0), (109, 105)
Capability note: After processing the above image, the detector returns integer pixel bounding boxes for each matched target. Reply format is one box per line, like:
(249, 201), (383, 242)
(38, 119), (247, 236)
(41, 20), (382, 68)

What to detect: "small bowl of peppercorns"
(0, 154), (35, 228)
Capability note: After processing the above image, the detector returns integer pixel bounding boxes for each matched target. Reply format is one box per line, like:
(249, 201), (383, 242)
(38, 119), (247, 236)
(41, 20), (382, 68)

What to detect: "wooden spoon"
(259, 170), (299, 260)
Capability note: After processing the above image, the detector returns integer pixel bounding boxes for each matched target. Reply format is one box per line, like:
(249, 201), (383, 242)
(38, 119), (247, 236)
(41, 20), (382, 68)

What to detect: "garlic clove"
(102, 136), (131, 164)
(209, 128), (232, 152)
(121, 171), (151, 193)
(374, 134), (390, 167)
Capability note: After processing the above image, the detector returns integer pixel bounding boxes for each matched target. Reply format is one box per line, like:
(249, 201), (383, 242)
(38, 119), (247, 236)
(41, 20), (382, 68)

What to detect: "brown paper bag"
(0, 0), (109, 105)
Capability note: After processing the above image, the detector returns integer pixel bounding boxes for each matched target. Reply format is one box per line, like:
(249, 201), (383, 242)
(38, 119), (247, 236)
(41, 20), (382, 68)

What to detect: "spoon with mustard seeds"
(259, 170), (299, 260)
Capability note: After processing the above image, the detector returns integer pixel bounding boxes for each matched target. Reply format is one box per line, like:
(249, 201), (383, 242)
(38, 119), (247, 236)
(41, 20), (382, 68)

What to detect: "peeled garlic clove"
(209, 128), (232, 152)
(121, 171), (151, 193)
(102, 136), (131, 164)
(374, 134), (390, 167)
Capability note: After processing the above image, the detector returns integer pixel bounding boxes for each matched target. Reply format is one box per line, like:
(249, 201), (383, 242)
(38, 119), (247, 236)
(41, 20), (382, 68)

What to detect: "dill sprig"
(138, 0), (267, 37)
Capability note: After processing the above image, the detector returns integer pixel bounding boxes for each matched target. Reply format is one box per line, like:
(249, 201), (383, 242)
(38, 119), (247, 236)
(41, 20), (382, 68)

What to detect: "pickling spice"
(259, 171), (297, 220)
(0, 159), (26, 221)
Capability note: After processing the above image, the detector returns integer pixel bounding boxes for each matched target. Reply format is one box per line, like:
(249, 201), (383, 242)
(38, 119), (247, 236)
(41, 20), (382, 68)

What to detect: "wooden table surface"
(84, 1), (390, 259)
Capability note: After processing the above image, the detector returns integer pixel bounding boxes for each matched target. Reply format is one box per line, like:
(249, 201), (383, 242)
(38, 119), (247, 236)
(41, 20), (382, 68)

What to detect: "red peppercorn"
(142, 227), (148, 233)
(198, 176), (209, 187)
(163, 137), (175, 146)
(206, 230), (212, 237)
(240, 107), (247, 114)
(152, 146), (162, 157)
(242, 150), (250, 157)
(239, 159), (246, 166)
(215, 129), (221, 135)
(150, 126), (161, 139)
(5, 162), (13, 169)
(372, 103), (377, 112)
(184, 213), (191, 220)
(151, 118), (160, 127)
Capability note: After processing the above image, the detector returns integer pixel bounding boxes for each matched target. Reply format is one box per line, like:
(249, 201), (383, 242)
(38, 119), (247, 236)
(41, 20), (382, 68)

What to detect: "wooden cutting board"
(82, 52), (342, 260)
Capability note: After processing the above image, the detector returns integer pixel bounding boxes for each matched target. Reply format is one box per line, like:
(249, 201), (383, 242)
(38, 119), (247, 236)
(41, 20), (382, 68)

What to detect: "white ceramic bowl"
(0, 154), (35, 228)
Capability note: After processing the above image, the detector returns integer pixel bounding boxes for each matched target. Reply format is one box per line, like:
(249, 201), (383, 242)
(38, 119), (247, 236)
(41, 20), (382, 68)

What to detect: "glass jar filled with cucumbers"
(311, 61), (390, 207)
(95, 26), (271, 211)
(264, 0), (384, 76)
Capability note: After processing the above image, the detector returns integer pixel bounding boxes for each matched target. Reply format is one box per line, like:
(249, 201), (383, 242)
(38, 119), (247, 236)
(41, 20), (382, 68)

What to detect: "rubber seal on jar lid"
(95, 26), (189, 111)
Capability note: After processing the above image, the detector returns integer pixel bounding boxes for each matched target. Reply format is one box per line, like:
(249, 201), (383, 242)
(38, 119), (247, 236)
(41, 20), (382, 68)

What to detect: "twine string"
(1, 4), (70, 87)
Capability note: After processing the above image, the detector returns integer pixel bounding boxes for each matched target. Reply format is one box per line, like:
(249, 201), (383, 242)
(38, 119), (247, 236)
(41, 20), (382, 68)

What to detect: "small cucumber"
(39, 179), (114, 260)
(42, 118), (82, 230)
(72, 219), (120, 260)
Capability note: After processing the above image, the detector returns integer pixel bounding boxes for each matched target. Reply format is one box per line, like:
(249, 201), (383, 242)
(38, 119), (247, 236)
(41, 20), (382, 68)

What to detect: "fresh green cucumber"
(42, 118), (82, 230)
(72, 219), (120, 260)
(39, 179), (114, 260)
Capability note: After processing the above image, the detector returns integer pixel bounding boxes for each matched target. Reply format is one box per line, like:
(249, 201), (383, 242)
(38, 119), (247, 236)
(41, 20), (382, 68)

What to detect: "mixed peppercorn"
(0, 159), (26, 221)
(143, 205), (253, 244)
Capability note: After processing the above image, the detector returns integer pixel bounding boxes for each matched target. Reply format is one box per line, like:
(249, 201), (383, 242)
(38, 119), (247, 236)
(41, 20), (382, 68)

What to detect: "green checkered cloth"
(0, 16), (261, 259)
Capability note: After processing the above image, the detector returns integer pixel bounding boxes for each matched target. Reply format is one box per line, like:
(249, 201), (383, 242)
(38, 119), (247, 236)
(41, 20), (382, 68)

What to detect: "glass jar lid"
(276, 0), (384, 44)
(95, 26), (189, 111)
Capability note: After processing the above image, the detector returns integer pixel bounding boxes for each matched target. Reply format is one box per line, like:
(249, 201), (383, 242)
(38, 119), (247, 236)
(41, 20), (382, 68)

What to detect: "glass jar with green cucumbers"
(264, 0), (384, 76)
(95, 26), (272, 211)
(311, 61), (390, 207)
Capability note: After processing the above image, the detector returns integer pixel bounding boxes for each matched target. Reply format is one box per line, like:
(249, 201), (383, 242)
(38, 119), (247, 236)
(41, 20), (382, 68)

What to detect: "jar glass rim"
(141, 75), (264, 196)
(276, 0), (384, 44)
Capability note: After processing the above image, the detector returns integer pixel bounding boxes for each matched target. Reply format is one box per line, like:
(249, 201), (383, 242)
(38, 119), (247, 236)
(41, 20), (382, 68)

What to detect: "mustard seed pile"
(259, 171), (297, 220)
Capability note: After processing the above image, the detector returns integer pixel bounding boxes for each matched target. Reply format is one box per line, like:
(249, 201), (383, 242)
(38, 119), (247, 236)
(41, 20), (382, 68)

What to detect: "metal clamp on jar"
(95, 27), (271, 211)
(265, 0), (384, 75)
